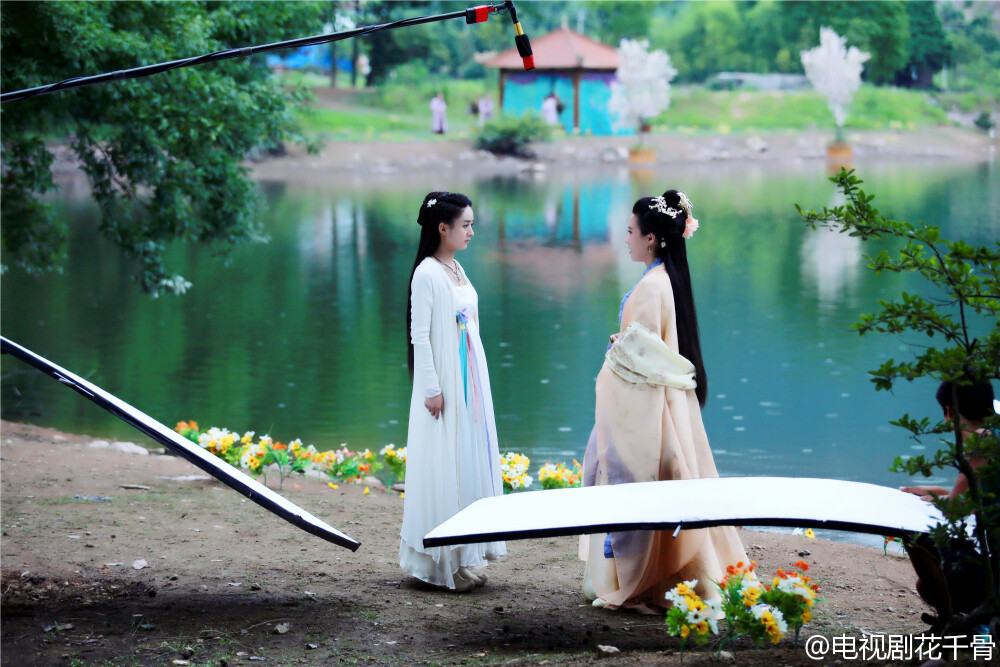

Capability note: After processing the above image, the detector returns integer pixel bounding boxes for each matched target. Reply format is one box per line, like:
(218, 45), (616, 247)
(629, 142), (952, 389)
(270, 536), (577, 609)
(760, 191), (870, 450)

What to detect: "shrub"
(974, 111), (995, 132)
(474, 114), (551, 158)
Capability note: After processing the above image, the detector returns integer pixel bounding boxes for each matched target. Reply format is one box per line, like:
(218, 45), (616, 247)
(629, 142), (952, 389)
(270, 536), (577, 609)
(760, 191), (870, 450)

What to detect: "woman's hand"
(900, 485), (950, 502)
(425, 393), (444, 419)
(609, 333), (621, 346)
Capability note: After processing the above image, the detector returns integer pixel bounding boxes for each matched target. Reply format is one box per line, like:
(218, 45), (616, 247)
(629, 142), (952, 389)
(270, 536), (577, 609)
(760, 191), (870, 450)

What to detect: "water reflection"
(800, 191), (863, 308)
(2, 161), (997, 496)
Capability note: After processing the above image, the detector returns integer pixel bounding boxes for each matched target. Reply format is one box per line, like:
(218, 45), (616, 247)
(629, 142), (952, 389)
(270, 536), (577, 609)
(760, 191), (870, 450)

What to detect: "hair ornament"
(677, 191), (693, 215)
(682, 216), (699, 239)
(426, 199), (437, 208)
(649, 196), (668, 216)
(660, 239), (667, 248)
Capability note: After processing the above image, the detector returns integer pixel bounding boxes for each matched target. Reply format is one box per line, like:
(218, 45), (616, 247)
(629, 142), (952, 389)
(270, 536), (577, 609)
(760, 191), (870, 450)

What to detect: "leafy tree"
(781, 1), (910, 85)
(895, 1), (951, 89)
(581, 1), (656, 47)
(940, 2), (1000, 99)
(798, 169), (1000, 635)
(655, 1), (746, 82)
(1, 1), (324, 295)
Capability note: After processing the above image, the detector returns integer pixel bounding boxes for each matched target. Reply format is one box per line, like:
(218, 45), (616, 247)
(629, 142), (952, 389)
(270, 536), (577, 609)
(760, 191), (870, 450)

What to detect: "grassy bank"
(294, 80), (988, 142)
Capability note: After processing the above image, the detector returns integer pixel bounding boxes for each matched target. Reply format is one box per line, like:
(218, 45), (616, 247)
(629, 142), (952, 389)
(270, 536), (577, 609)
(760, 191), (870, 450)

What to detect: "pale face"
(625, 214), (655, 263)
(438, 206), (475, 252)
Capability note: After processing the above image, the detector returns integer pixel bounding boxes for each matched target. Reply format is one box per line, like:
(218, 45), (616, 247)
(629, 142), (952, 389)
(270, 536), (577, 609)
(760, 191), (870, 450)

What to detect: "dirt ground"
(2, 420), (967, 666)
(248, 125), (998, 183)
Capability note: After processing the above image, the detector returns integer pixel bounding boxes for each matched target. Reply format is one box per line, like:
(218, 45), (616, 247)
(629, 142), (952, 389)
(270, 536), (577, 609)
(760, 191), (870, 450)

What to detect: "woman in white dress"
(400, 191), (506, 591)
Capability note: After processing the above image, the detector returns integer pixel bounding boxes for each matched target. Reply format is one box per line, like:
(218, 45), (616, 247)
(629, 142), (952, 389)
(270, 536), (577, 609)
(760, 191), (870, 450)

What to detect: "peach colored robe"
(580, 265), (748, 609)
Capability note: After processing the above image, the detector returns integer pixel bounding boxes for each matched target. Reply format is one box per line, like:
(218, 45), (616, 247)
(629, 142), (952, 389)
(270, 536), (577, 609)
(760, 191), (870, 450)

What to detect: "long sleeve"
(410, 268), (442, 398)
(623, 279), (666, 341)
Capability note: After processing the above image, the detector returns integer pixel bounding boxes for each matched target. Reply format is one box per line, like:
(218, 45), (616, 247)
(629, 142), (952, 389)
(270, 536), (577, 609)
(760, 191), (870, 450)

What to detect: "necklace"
(433, 256), (462, 283)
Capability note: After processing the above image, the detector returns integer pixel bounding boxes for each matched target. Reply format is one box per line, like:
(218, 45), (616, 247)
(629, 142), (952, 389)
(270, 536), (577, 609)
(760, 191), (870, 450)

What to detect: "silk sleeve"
(410, 269), (442, 398)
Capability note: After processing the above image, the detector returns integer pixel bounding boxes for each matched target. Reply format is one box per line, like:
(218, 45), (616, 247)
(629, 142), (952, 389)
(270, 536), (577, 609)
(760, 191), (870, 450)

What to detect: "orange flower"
(273, 442), (287, 450)
(794, 560), (809, 571)
(749, 561), (757, 572)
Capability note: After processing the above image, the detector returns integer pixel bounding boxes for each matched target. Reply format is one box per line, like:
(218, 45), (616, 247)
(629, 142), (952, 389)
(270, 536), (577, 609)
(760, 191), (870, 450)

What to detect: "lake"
(3, 158), (997, 504)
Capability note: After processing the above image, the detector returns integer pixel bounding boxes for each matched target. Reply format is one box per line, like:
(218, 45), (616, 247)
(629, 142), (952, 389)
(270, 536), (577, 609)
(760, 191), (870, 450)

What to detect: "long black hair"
(406, 191), (474, 378)
(632, 189), (708, 407)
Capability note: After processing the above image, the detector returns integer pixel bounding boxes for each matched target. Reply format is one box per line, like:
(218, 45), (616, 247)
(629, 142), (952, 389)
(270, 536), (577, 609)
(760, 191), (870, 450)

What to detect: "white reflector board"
(423, 477), (944, 547)
(2, 336), (360, 551)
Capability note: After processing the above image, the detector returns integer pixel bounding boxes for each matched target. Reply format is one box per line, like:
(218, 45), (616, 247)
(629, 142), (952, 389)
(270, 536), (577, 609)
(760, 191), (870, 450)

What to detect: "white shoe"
(450, 575), (475, 593)
(592, 597), (609, 608)
(458, 567), (487, 587)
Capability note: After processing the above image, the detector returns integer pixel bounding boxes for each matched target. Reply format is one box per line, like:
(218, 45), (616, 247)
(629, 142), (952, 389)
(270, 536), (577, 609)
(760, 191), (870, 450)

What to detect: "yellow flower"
(363, 487), (370, 495)
(328, 483), (339, 490)
(679, 626), (690, 639)
(695, 621), (709, 635)
(802, 610), (812, 623)
(400, 492), (404, 499)
(805, 528), (816, 539)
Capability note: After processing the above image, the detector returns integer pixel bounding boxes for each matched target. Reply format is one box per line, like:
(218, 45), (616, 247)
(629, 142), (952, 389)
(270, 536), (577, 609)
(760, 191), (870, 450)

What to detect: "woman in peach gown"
(580, 189), (748, 612)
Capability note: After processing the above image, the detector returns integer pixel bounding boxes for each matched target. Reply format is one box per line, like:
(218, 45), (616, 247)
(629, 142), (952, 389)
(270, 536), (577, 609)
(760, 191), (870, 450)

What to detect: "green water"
(3, 160), (997, 495)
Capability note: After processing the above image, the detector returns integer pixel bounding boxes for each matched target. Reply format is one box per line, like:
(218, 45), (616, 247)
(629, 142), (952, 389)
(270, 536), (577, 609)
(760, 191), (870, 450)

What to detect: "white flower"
(750, 603), (770, 620)
(708, 618), (719, 634)
(772, 608), (788, 633)
(792, 528), (804, 536)
(427, 199), (437, 208)
(686, 608), (707, 625)
(705, 597), (723, 617)
(379, 444), (394, 456)
(665, 591), (689, 612)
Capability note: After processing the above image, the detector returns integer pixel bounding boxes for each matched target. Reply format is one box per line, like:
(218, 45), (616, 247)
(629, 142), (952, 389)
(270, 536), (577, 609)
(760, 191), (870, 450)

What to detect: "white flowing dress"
(399, 258), (506, 588)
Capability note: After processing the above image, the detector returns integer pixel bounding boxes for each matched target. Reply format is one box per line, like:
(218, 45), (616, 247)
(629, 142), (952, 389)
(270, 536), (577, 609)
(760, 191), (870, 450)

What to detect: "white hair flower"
(426, 199), (437, 208)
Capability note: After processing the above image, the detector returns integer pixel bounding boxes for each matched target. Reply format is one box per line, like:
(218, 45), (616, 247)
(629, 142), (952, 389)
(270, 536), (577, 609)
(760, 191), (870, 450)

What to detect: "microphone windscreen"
(515, 34), (535, 70)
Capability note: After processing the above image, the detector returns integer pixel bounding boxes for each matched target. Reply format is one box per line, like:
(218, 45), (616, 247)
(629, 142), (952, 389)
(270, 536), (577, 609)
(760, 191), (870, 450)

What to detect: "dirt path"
(2, 420), (936, 666)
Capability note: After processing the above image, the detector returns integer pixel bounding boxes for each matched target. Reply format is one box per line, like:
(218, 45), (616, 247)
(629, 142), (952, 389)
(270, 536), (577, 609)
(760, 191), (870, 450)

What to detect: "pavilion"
(484, 27), (628, 136)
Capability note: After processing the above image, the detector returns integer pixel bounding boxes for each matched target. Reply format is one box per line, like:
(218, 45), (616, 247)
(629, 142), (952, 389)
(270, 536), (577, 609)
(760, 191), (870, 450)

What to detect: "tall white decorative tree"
(608, 39), (677, 146)
(800, 27), (870, 143)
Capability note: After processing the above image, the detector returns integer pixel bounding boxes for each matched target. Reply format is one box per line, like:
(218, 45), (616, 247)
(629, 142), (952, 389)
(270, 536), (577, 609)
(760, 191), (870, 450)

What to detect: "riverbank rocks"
(88, 440), (149, 455)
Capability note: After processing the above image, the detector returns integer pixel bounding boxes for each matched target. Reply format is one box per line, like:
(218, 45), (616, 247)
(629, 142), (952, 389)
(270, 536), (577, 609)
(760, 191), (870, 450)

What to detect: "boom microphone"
(504, 1), (535, 70)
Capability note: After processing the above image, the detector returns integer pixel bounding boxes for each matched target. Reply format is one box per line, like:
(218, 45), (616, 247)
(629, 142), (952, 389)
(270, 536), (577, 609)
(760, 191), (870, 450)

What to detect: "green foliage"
(653, 85), (948, 133)
(653, 1), (911, 84)
(583, 1), (656, 48)
(474, 114), (551, 157)
(974, 112), (995, 133)
(941, 2), (1000, 100)
(1, 1), (324, 294)
(797, 169), (1000, 632)
(896, 1), (951, 88)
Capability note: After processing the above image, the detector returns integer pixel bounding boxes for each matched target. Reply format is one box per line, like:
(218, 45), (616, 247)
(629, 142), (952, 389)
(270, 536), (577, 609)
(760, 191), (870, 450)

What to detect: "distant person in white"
(430, 92), (448, 135)
(477, 93), (494, 127)
(541, 92), (560, 126)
